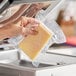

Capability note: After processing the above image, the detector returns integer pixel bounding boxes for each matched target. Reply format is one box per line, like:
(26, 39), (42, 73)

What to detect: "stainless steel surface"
(0, 40), (19, 63)
(0, 49), (19, 63)
(48, 47), (76, 57)
(12, 0), (53, 4)
(36, 0), (65, 20)
(20, 52), (76, 65)
(1, 46), (76, 66)
(0, 65), (19, 76)
(0, 58), (76, 76)
(0, 47), (76, 76)
(0, 0), (9, 14)
(0, 61), (54, 76)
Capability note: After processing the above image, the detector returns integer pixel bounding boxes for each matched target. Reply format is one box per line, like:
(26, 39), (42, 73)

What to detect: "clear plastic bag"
(32, 20), (66, 67)
(8, 20), (66, 67)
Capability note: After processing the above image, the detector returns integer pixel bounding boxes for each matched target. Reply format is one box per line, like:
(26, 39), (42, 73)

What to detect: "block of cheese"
(19, 23), (52, 60)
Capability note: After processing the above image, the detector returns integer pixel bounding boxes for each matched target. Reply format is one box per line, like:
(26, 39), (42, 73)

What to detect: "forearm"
(0, 30), (8, 40)
(0, 23), (22, 40)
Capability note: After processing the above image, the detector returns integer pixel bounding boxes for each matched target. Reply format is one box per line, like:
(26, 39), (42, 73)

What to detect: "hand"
(21, 16), (39, 37)
(0, 16), (39, 40)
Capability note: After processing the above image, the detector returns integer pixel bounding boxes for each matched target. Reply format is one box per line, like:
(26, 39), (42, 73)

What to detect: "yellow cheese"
(19, 24), (52, 60)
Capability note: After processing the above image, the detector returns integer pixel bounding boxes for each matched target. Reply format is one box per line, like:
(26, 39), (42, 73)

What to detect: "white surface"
(36, 64), (76, 76)
(0, 49), (19, 63)
(48, 47), (76, 56)
(20, 50), (76, 65)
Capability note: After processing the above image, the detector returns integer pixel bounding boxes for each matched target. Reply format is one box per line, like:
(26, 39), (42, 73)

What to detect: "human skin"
(0, 16), (39, 40)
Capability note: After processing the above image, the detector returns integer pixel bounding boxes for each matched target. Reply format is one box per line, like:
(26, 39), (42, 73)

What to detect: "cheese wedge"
(19, 23), (52, 60)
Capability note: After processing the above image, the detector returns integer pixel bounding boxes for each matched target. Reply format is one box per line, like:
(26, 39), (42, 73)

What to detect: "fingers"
(21, 27), (28, 37)
(27, 17), (39, 24)
(22, 23), (39, 37)
(21, 16), (28, 27)
(21, 16), (39, 37)
(29, 29), (38, 35)
(22, 29), (38, 37)
(21, 16), (39, 27)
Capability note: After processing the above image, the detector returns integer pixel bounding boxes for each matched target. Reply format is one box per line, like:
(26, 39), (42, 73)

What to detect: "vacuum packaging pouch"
(19, 22), (53, 60)
(8, 20), (66, 67)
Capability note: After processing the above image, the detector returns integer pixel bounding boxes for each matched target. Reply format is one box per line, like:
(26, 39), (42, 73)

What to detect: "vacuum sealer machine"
(0, 0), (76, 76)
